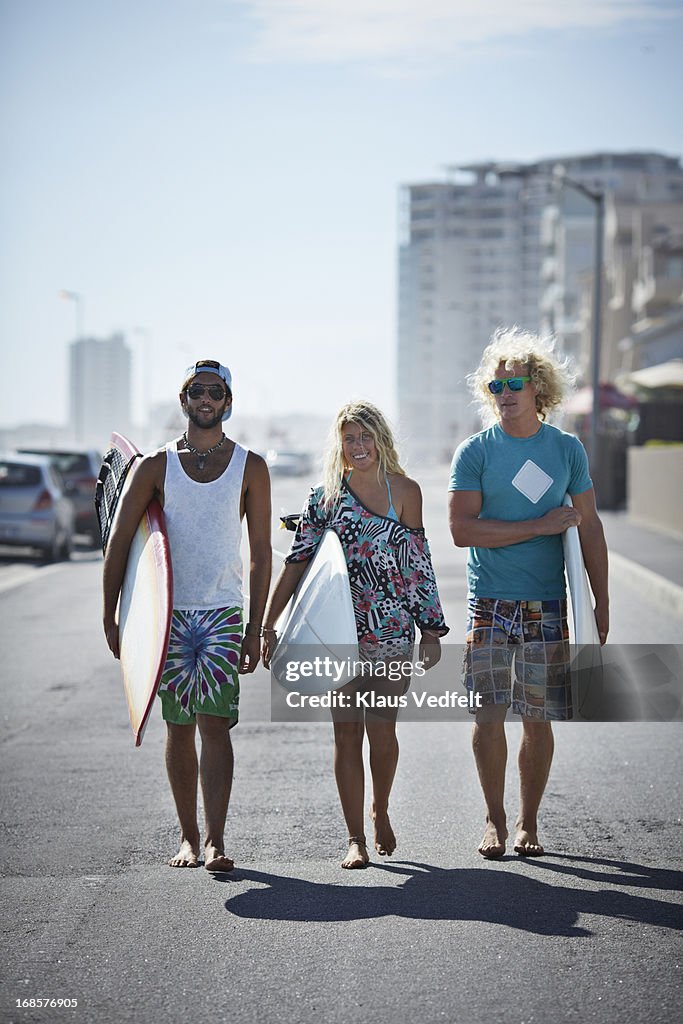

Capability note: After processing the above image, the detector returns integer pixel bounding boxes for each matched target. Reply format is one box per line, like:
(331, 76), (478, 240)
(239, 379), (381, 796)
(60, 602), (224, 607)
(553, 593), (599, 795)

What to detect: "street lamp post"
(132, 326), (151, 438)
(552, 170), (605, 468)
(59, 290), (85, 340)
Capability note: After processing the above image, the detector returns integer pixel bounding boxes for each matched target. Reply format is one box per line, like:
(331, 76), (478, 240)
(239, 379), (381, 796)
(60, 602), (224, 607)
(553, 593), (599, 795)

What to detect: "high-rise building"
(397, 163), (553, 465)
(397, 151), (683, 464)
(539, 152), (683, 379)
(69, 333), (132, 446)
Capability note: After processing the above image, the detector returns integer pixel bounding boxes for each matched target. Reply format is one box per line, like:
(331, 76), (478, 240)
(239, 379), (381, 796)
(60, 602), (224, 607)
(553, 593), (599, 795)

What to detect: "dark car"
(17, 447), (101, 545)
(0, 453), (75, 561)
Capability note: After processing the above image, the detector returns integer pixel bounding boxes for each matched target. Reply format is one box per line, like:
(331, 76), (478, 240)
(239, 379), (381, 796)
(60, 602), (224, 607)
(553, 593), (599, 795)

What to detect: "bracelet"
(245, 622), (263, 637)
(263, 627), (278, 636)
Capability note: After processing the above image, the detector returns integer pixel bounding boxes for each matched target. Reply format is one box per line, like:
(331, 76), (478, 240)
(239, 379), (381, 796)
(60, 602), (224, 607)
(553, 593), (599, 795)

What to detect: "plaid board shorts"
(158, 607), (242, 725)
(462, 597), (572, 721)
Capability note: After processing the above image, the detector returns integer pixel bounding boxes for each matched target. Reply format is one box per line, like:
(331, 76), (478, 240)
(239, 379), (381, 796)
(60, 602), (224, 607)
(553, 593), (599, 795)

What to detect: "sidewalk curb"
(609, 551), (683, 619)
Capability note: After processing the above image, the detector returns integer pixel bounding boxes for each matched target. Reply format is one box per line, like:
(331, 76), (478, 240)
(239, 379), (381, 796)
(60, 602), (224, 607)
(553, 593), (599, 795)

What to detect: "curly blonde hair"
(469, 326), (576, 426)
(322, 401), (405, 510)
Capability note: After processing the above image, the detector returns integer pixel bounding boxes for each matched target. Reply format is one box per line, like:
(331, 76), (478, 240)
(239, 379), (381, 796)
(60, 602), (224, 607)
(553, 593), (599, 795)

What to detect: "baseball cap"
(181, 360), (233, 421)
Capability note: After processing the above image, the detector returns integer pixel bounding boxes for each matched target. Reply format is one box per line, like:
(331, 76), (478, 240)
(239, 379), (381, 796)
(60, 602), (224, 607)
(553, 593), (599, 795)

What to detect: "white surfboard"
(565, 491), (602, 643)
(562, 493), (600, 645)
(563, 493), (603, 720)
(97, 433), (173, 745)
(270, 529), (359, 695)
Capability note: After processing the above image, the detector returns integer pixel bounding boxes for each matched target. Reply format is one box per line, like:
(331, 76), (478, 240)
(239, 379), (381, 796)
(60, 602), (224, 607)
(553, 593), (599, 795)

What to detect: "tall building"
(539, 152), (683, 379)
(69, 333), (132, 447)
(596, 196), (683, 379)
(397, 163), (553, 465)
(397, 151), (683, 464)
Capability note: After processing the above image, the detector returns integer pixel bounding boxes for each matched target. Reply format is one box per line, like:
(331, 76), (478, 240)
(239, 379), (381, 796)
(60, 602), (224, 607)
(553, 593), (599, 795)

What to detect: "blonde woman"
(263, 401), (448, 869)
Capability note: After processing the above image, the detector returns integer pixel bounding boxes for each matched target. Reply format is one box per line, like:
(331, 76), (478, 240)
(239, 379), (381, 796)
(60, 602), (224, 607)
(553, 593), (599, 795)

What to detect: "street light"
(552, 167), (605, 468)
(58, 289), (85, 340)
(132, 326), (152, 435)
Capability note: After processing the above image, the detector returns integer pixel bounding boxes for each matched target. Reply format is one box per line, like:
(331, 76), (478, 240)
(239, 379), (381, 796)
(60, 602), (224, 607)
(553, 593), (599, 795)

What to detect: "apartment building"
(69, 333), (132, 447)
(398, 151), (683, 464)
(397, 164), (552, 464)
(540, 152), (683, 380)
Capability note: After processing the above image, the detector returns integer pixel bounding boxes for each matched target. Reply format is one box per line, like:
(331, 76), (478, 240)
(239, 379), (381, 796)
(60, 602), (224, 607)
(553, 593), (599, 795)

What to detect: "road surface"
(1, 473), (681, 1024)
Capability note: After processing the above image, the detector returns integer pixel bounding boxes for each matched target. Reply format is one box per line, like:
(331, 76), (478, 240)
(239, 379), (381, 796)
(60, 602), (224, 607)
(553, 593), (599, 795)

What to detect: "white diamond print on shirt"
(511, 460), (554, 503)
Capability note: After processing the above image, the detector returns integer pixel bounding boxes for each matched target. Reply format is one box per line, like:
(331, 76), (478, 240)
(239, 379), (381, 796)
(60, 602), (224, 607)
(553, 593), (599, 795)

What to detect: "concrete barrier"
(627, 445), (683, 538)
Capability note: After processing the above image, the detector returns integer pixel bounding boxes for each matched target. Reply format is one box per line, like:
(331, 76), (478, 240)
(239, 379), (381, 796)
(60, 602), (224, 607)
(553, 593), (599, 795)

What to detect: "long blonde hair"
(322, 401), (405, 510)
(469, 326), (576, 426)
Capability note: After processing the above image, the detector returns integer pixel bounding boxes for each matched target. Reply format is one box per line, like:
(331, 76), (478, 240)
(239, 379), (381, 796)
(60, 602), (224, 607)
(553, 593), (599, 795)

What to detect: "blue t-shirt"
(448, 422), (592, 600)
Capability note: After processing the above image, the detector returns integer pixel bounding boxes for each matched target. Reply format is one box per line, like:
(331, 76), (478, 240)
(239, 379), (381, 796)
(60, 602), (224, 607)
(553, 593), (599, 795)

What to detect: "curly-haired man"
(448, 327), (608, 858)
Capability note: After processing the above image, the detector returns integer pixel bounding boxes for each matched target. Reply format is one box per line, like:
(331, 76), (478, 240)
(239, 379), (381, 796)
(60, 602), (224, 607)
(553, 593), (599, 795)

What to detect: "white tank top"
(164, 441), (248, 610)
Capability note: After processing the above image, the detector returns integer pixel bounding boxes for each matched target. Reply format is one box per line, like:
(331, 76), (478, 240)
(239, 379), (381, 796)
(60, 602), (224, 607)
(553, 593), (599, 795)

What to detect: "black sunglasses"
(186, 383), (227, 401)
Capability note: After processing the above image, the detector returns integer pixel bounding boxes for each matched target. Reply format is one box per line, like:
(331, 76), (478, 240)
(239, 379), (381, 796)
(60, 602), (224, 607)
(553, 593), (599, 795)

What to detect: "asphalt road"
(1, 474), (682, 1024)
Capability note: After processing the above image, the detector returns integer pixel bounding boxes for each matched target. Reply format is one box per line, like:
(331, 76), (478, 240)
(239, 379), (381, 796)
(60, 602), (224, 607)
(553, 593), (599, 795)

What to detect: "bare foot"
(478, 818), (508, 859)
(169, 838), (199, 868)
(371, 807), (396, 856)
(204, 842), (235, 872)
(513, 827), (544, 857)
(341, 837), (369, 869)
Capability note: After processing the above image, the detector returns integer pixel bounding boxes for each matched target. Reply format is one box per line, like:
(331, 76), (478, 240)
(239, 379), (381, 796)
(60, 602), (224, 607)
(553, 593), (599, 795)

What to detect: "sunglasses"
(487, 376), (531, 395)
(186, 383), (228, 401)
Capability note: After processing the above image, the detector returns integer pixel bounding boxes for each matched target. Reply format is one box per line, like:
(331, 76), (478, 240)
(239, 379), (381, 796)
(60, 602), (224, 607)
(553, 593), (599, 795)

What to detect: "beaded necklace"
(182, 432), (227, 470)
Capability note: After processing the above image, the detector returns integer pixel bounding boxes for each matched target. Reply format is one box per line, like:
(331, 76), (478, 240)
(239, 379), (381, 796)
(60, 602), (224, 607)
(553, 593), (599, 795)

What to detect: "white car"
(17, 446), (101, 545)
(266, 450), (313, 477)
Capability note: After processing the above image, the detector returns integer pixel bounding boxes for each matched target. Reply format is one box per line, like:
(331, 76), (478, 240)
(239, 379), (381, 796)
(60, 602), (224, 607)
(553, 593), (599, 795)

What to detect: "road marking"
(0, 564), (63, 595)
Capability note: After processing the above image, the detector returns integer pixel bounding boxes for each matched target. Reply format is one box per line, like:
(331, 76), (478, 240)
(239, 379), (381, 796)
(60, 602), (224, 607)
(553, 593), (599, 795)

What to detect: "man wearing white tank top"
(103, 360), (272, 871)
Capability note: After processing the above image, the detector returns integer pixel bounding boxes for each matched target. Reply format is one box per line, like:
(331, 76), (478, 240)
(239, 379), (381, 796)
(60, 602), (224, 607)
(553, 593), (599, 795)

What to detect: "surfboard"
(562, 494), (600, 645)
(563, 493), (602, 719)
(270, 529), (359, 695)
(97, 433), (173, 745)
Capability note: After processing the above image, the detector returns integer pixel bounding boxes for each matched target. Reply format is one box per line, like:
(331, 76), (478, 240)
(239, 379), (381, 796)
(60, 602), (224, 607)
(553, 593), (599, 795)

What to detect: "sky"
(1, 0), (682, 432)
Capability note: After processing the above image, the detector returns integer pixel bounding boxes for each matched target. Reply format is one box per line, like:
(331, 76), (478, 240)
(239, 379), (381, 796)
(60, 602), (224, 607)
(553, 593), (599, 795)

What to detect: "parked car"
(266, 449), (313, 477)
(0, 453), (75, 561)
(17, 446), (101, 545)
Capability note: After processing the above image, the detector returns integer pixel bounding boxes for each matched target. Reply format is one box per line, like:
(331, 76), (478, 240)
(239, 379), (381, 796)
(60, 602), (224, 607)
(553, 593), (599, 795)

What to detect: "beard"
(186, 406), (225, 430)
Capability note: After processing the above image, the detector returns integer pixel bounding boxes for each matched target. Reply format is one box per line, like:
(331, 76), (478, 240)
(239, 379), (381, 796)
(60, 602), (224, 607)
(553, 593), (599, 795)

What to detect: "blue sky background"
(1, 0), (682, 430)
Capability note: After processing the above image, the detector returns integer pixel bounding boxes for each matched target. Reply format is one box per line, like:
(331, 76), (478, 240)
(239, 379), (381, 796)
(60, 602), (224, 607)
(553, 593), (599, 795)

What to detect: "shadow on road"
(213, 858), (683, 937)
(520, 853), (683, 891)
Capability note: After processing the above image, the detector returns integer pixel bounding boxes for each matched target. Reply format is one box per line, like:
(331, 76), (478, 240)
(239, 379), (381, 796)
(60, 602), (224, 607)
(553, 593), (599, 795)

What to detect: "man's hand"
(450, 490), (583, 549)
(419, 631), (442, 671)
(239, 633), (261, 674)
(104, 619), (120, 659)
(572, 487), (609, 646)
(538, 505), (582, 535)
(594, 602), (609, 645)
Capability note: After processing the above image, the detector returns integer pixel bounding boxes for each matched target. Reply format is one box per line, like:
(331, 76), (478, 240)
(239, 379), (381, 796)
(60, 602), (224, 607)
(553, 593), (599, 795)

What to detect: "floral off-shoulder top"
(285, 480), (449, 661)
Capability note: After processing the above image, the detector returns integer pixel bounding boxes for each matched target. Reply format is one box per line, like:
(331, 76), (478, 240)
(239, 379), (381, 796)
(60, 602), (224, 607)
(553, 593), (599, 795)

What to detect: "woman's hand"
(260, 561), (309, 669)
(419, 630), (442, 671)
(262, 628), (278, 669)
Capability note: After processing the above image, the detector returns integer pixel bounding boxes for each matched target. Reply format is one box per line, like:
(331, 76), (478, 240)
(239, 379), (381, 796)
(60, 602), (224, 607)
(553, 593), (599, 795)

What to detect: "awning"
(564, 383), (639, 415)
(623, 359), (683, 390)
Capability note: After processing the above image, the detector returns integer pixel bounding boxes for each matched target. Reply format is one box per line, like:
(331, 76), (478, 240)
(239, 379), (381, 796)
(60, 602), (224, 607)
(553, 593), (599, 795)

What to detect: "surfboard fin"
(279, 514), (301, 532)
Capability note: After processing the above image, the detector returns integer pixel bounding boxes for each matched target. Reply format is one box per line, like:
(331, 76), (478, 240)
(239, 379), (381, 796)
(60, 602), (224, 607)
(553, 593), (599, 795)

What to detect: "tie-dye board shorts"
(463, 597), (572, 721)
(158, 607), (243, 725)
